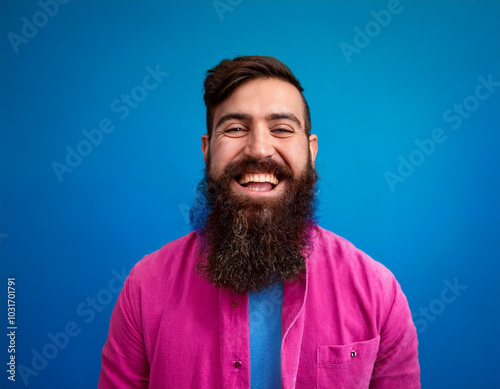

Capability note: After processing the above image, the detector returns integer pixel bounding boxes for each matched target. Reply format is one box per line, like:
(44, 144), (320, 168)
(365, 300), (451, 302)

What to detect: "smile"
(237, 172), (279, 192)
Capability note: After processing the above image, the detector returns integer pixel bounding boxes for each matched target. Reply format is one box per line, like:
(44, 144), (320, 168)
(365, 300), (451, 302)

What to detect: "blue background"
(1, 0), (499, 388)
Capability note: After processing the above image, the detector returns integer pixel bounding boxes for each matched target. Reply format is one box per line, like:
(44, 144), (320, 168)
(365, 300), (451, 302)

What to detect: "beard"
(190, 154), (318, 295)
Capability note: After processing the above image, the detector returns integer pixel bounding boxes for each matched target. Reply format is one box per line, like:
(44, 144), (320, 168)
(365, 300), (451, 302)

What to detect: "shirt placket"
(219, 289), (251, 389)
(281, 267), (308, 389)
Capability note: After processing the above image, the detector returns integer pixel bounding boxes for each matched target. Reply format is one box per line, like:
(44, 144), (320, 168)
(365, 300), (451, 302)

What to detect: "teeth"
(238, 173), (278, 185)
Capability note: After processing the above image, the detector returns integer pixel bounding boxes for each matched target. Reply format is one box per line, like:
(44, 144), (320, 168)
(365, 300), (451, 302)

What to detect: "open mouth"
(236, 172), (279, 192)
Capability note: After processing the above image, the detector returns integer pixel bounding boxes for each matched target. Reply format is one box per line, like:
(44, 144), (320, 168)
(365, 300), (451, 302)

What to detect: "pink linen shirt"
(99, 226), (420, 389)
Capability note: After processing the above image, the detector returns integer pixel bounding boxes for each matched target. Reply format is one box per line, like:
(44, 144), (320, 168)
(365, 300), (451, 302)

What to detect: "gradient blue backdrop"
(1, 1), (499, 388)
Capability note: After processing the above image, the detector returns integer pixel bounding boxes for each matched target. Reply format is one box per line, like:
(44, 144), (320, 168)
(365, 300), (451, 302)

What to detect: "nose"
(244, 126), (274, 160)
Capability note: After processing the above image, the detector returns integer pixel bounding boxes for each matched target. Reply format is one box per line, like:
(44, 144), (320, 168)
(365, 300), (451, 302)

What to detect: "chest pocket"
(316, 336), (380, 389)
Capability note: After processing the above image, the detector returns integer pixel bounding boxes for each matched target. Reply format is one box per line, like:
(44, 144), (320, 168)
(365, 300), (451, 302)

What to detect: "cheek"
(281, 144), (310, 173)
(209, 142), (242, 172)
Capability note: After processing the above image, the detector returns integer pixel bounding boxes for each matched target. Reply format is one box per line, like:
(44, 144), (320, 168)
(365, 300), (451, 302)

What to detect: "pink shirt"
(99, 226), (420, 389)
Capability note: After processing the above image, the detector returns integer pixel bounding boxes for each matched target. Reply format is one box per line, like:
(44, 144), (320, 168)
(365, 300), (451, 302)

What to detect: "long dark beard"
(190, 156), (318, 295)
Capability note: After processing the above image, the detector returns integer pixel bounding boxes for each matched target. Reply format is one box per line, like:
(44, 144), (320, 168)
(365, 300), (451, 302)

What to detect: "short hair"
(203, 55), (311, 138)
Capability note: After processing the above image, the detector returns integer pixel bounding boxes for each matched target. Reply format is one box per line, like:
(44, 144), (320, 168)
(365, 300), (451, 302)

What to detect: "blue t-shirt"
(249, 282), (284, 389)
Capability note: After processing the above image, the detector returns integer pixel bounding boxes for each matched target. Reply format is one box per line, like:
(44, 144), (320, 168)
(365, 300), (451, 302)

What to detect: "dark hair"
(203, 55), (311, 138)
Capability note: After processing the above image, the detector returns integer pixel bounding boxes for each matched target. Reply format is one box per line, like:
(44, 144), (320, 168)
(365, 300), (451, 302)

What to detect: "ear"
(202, 134), (210, 162)
(309, 134), (318, 164)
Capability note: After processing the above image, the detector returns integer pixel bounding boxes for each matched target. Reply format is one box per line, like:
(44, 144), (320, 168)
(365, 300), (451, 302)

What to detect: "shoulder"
(312, 226), (394, 279)
(126, 232), (198, 287)
(310, 226), (401, 305)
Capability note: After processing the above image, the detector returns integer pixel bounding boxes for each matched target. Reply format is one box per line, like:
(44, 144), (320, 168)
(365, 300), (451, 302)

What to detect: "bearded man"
(99, 56), (420, 389)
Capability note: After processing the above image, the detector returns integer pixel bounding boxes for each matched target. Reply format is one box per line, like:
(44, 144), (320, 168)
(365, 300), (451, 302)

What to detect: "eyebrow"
(214, 112), (302, 131)
(214, 113), (252, 130)
(265, 113), (302, 128)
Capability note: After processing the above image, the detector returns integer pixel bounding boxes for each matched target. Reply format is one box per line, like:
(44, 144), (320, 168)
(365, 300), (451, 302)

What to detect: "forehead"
(213, 78), (305, 128)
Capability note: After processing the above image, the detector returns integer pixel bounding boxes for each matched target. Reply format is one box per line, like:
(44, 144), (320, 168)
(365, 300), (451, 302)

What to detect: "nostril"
(244, 143), (274, 159)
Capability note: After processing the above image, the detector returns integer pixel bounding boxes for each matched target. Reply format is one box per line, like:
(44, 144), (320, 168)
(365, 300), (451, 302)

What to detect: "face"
(193, 77), (319, 293)
(202, 78), (318, 199)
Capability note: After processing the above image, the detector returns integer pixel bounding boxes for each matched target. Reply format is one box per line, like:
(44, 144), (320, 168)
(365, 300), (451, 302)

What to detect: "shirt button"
(234, 361), (242, 368)
(231, 301), (238, 308)
(351, 351), (357, 357)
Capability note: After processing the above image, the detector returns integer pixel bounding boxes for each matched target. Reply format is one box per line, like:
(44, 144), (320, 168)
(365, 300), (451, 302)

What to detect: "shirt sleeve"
(369, 278), (421, 389)
(98, 267), (150, 389)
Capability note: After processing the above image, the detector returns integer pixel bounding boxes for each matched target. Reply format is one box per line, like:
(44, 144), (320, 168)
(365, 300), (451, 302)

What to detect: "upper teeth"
(239, 173), (278, 185)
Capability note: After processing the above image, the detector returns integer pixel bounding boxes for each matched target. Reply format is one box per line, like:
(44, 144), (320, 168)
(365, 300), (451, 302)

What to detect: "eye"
(224, 127), (247, 137)
(272, 128), (294, 136)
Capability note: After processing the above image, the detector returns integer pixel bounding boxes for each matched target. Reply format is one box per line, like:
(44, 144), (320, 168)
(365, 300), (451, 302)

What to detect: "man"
(99, 56), (420, 389)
